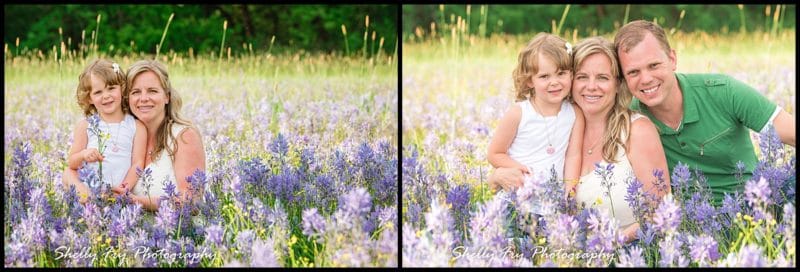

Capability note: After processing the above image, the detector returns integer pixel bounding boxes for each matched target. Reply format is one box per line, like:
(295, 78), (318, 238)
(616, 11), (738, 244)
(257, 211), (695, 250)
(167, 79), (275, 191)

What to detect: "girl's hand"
(82, 148), (104, 163)
(111, 182), (131, 195)
(517, 165), (531, 175)
(489, 167), (524, 192)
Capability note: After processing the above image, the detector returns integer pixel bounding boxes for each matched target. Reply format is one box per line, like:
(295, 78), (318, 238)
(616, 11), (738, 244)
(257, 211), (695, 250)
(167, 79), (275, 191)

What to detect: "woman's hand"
(82, 148), (104, 163)
(110, 185), (128, 196)
(488, 167), (525, 192)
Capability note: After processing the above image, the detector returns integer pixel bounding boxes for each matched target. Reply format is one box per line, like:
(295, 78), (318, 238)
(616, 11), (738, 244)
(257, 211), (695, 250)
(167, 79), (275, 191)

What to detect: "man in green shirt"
(614, 20), (796, 204)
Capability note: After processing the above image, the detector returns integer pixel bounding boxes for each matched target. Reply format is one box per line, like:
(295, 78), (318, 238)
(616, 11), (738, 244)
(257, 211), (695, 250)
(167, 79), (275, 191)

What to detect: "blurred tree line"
(4, 4), (397, 56)
(403, 4), (795, 39)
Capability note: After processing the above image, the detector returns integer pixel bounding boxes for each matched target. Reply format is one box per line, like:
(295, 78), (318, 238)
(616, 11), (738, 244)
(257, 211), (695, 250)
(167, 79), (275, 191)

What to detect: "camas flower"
(616, 245), (647, 267)
(688, 234), (720, 266)
(250, 238), (281, 267)
(302, 208), (327, 240)
(653, 194), (681, 234)
(718, 244), (766, 267)
(339, 187), (372, 218)
(744, 177), (772, 207)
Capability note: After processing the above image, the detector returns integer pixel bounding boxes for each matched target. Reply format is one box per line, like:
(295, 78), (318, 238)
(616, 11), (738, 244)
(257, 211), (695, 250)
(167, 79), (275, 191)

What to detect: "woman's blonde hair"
(76, 59), (128, 116)
(572, 37), (633, 163)
(125, 60), (194, 162)
(512, 33), (572, 102)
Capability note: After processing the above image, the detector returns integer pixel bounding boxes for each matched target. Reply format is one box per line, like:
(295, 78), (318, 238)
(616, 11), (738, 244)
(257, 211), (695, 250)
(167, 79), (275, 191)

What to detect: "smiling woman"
(570, 36), (670, 244)
(118, 60), (207, 212)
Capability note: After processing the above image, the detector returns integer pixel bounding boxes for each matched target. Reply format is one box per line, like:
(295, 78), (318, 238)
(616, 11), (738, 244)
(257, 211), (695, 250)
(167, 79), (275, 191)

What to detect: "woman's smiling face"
(572, 52), (618, 116)
(129, 70), (169, 124)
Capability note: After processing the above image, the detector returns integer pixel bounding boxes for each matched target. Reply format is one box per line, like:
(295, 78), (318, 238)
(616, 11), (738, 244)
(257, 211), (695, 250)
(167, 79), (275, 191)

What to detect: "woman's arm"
(118, 120), (147, 191)
(487, 104), (528, 173)
(627, 117), (671, 198)
(172, 127), (206, 203)
(563, 104), (584, 198)
(129, 193), (160, 211)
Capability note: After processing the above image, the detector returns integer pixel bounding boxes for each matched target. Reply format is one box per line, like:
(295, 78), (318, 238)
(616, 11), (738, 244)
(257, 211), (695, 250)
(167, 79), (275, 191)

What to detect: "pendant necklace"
(533, 98), (557, 155)
(104, 118), (123, 153)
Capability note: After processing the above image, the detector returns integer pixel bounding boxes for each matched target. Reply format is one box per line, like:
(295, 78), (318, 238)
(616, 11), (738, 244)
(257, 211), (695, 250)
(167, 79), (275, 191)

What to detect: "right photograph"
(402, 4), (796, 267)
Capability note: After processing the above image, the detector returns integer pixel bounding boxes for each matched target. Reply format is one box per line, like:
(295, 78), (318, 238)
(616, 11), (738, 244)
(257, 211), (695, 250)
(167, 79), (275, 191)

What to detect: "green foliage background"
(403, 4), (796, 39)
(4, 4), (397, 56)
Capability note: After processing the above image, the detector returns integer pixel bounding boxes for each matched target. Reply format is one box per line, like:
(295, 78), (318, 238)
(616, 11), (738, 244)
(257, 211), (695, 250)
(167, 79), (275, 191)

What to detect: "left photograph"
(4, 4), (398, 267)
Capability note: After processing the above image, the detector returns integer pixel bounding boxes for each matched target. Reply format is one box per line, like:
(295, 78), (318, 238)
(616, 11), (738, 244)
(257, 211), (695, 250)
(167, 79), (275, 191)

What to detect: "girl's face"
(89, 73), (123, 118)
(572, 53), (618, 116)
(527, 53), (572, 105)
(129, 70), (169, 125)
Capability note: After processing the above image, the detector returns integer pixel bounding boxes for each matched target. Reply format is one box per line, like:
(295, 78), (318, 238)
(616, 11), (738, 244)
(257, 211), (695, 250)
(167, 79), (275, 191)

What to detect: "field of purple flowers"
(402, 30), (795, 267)
(4, 53), (398, 267)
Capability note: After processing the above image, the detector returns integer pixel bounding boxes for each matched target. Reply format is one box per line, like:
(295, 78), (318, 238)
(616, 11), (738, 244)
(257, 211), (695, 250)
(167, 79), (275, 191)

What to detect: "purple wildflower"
(688, 234), (720, 266)
(425, 200), (455, 249)
(744, 177), (772, 207)
(658, 234), (689, 267)
(339, 187), (372, 217)
(250, 238), (280, 267)
(236, 230), (256, 261)
(616, 245), (647, 267)
(302, 208), (327, 241)
(445, 184), (471, 234)
(719, 244), (766, 267)
(671, 162), (691, 190)
(653, 194), (681, 234)
(204, 223), (225, 248)
(269, 133), (289, 157)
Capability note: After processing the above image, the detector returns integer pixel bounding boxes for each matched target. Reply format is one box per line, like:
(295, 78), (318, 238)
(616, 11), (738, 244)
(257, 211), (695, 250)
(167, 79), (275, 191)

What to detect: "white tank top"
(86, 114), (137, 187)
(507, 100), (576, 181)
(575, 113), (646, 229)
(132, 123), (188, 197)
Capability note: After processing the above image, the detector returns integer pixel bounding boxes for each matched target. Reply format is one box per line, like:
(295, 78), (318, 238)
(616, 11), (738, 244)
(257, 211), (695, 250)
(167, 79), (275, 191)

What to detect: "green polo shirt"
(630, 73), (777, 205)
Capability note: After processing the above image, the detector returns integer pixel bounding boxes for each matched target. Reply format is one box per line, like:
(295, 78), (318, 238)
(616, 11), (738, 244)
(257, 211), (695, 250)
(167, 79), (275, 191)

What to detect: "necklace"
(585, 132), (602, 155)
(103, 118), (123, 153)
(532, 98), (558, 155)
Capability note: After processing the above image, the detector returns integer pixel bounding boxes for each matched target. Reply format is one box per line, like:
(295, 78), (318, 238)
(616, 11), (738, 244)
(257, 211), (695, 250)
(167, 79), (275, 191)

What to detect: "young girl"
(488, 33), (584, 199)
(61, 59), (147, 202)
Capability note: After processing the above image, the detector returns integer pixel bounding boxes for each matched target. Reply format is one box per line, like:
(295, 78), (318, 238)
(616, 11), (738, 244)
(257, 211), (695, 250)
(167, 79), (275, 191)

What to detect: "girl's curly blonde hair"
(512, 33), (573, 102)
(75, 59), (128, 116)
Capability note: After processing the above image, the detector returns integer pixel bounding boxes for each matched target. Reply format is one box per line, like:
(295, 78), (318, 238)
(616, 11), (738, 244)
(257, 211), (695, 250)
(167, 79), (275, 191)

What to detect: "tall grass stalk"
(269, 35), (276, 56)
(93, 14), (101, 57)
(371, 31), (376, 60)
(363, 15), (369, 58)
(341, 25), (349, 56)
(738, 5), (747, 34)
(479, 5), (488, 38)
(439, 5), (446, 35)
(623, 4), (630, 25)
(466, 5), (471, 36)
(556, 4), (571, 36)
(156, 13), (175, 60)
(765, 5), (771, 33)
(771, 4), (782, 36)
(219, 20), (228, 61)
(672, 9), (685, 34)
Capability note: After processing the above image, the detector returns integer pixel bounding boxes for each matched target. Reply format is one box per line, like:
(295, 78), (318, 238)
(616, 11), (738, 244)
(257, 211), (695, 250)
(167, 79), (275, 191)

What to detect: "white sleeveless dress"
(131, 123), (188, 197)
(86, 114), (137, 188)
(507, 100), (576, 182)
(575, 113), (646, 229)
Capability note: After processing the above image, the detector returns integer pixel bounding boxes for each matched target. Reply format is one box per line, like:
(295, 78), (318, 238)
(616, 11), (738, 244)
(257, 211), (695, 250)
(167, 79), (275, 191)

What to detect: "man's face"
(617, 33), (678, 109)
